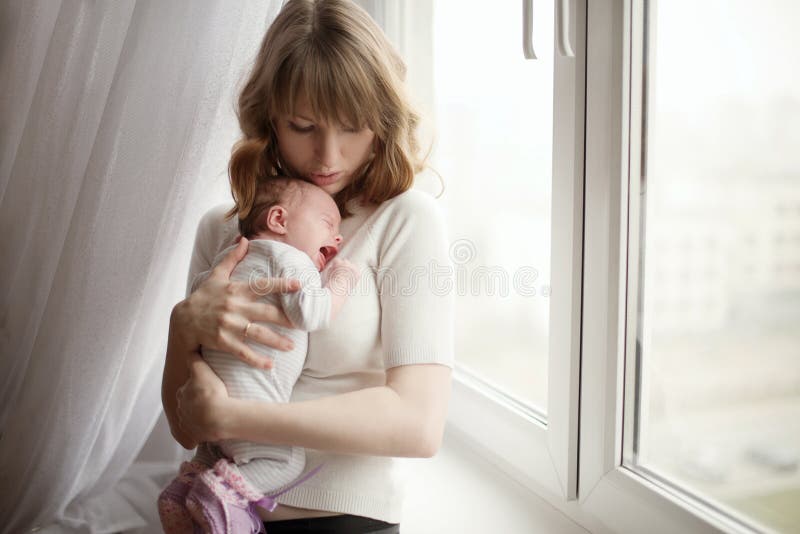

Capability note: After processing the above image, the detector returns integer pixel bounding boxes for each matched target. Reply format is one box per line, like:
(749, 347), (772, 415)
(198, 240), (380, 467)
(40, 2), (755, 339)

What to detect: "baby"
(158, 177), (360, 534)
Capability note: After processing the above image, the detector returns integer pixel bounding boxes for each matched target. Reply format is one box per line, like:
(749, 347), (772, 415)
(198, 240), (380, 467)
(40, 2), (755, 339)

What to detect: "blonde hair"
(227, 0), (424, 222)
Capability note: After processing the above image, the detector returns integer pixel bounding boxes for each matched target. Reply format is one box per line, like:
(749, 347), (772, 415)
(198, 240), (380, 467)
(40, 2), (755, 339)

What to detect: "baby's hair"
(238, 176), (308, 239)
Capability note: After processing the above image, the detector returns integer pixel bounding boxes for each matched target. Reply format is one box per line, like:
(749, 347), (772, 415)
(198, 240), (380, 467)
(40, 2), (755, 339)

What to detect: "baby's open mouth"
(318, 245), (338, 269)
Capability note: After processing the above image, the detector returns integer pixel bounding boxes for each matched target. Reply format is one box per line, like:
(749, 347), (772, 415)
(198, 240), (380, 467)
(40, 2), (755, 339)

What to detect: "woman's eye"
(288, 122), (314, 133)
(341, 125), (361, 133)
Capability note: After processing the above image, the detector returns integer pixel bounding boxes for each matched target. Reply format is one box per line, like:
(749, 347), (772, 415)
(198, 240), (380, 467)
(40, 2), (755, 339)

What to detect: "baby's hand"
(325, 257), (361, 295)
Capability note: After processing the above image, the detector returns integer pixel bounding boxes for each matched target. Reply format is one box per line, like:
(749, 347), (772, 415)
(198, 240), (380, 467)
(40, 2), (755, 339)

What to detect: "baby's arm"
(279, 257), (360, 331)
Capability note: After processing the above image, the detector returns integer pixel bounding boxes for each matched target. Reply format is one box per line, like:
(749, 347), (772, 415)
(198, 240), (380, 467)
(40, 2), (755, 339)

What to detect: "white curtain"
(0, 1), (280, 532)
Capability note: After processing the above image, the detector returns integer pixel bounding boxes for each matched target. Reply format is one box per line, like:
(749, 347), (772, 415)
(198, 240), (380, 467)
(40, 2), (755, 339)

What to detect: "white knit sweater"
(186, 188), (455, 523)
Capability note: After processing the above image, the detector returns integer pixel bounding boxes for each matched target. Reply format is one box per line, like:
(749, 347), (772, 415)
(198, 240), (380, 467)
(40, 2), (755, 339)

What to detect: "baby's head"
(239, 177), (342, 271)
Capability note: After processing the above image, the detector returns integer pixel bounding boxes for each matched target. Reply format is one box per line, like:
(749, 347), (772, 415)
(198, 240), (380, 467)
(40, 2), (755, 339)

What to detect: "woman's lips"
(310, 171), (343, 186)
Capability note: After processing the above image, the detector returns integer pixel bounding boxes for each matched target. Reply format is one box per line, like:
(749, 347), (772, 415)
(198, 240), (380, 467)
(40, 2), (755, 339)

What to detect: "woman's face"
(274, 95), (376, 196)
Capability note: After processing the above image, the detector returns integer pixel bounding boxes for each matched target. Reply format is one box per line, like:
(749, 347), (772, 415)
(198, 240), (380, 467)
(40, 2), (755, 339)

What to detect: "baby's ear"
(265, 205), (288, 234)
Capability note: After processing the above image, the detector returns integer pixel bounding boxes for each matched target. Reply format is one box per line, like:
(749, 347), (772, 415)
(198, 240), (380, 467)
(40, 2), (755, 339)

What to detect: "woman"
(161, 0), (454, 532)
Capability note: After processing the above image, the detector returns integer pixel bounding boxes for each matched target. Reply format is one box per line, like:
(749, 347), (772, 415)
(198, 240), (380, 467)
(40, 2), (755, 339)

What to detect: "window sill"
(402, 428), (588, 533)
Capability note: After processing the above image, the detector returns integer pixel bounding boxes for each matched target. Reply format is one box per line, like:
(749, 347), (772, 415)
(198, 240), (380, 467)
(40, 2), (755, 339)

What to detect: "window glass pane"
(425, 0), (554, 411)
(632, 1), (800, 531)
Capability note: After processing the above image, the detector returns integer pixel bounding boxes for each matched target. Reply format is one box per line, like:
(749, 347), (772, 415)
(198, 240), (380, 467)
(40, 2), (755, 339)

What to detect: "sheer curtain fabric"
(0, 1), (280, 532)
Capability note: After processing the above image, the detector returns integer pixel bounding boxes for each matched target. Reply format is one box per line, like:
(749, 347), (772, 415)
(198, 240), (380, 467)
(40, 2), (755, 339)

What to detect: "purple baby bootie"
(185, 459), (265, 534)
(158, 461), (207, 533)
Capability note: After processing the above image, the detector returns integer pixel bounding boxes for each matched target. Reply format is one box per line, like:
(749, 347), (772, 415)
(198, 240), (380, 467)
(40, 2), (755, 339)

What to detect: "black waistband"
(264, 514), (400, 533)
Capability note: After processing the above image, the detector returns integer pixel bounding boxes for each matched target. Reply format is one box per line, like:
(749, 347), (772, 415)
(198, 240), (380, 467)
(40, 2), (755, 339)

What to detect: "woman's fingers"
(210, 236), (250, 279)
(222, 329), (276, 369)
(233, 343), (275, 369)
(242, 300), (295, 329)
(182, 236), (301, 365)
(240, 317), (294, 351)
(222, 276), (301, 302)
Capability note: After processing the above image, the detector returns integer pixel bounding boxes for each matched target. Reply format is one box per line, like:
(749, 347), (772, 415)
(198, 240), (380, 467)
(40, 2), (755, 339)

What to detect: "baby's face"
(282, 186), (343, 271)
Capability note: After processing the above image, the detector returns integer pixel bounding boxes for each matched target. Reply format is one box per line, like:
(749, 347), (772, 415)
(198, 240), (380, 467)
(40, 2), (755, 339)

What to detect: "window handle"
(556, 0), (575, 57)
(523, 0), (537, 59)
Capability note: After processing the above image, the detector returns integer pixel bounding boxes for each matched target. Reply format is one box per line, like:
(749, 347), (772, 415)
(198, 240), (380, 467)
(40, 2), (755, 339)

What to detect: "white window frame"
(578, 1), (768, 532)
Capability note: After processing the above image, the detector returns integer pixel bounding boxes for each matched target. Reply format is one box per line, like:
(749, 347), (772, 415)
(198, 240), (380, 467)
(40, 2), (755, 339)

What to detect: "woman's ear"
(265, 205), (288, 234)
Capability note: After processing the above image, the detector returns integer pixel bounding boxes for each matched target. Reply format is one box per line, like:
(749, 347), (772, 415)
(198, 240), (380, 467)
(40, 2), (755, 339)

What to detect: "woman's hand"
(176, 353), (236, 442)
(172, 236), (301, 369)
(162, 236), (298, 448)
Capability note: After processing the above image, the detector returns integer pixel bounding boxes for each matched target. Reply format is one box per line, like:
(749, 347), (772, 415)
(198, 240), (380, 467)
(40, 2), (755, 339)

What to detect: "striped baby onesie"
(197, 238), (331, 492)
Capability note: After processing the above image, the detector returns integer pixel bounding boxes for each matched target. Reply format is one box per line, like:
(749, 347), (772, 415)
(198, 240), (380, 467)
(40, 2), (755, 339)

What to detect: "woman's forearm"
(162, 302), (199, 449)
(227, 364), (452, 458)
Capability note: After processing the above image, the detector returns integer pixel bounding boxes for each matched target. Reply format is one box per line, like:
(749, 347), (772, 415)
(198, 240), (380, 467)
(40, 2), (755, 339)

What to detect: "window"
(359, 0), (585, 499)
(581, 1), (799, 533)
(627, 1), (800, 531)
(366, 0), (799, 531)
(427, 0), (554, 411)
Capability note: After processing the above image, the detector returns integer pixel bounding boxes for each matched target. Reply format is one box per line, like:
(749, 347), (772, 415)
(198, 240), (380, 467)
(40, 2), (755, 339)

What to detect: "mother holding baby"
(161, 0), (454, 532)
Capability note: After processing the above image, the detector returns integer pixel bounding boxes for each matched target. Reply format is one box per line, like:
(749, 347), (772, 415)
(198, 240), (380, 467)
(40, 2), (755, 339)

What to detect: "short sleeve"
(275, 248), (332, 332)
(375, 190), (455, 369)
(186, 203), (237, 298)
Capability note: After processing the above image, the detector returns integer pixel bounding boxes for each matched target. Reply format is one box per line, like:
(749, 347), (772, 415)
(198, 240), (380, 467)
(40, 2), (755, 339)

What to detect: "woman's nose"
(316, 131), (339, 168)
